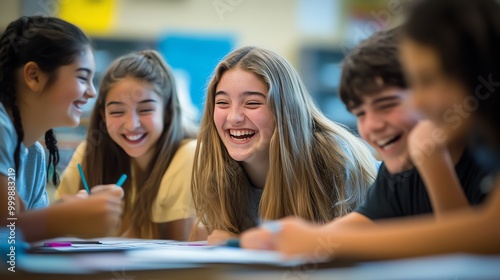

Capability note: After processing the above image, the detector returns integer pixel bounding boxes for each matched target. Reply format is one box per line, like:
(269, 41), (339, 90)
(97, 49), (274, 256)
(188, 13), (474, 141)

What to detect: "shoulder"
(27, 142), (45, 158)
(169, 139), (197, 166)
(26, 142), (46, 167)
(175, 139), (197, 156)
(160, 139), (197, 180)
(70, 141), (88, 161)
(155, 140), (197, 204)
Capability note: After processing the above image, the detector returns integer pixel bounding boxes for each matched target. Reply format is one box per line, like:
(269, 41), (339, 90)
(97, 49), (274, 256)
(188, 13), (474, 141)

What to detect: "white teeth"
(376, 134), (401, 150)
(229, 130), (255, 137)
(228, 129), (256, 142)
(382, 142), (396, 150)
(376, 135), (400, 147)
(376, 137), (393, 146)
(125, 134), (143, 141)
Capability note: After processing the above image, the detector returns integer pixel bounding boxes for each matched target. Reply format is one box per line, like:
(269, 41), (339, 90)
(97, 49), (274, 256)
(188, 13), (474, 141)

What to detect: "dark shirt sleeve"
(354, 164), (403, 220)
(457, 148), (490, 205)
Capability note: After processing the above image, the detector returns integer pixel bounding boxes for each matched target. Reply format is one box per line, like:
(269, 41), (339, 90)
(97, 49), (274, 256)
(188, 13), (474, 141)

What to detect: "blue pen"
(115, 174), (127, 187)
(225, 239), (240, 248)
(77, 163), (91, 194)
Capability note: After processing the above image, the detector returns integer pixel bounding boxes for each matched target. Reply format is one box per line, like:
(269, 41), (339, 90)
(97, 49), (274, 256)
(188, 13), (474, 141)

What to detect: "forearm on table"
(317, 201), (498, 260)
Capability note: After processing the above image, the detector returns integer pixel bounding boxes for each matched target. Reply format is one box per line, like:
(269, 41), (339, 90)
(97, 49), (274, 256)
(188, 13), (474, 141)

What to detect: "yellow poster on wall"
(59, 0), (116, 36)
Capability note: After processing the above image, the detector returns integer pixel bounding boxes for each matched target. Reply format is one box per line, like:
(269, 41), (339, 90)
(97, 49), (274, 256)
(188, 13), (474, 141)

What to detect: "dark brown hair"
(403, 0), (500, 152)
(0, 16), (90, 185)
(339, 27), (407, 110)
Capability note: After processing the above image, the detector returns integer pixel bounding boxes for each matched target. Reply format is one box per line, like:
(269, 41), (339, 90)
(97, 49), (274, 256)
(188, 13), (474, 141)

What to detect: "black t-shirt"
(355, 148), (489, 220)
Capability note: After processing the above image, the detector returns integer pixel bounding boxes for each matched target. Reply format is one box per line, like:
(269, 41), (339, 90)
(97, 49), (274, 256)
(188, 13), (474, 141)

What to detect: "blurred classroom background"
(0, 0), (404, 199)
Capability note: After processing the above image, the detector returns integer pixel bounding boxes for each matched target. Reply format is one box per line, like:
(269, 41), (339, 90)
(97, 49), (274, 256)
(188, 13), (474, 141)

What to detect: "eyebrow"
(215, 91), (267, 98)
(348, 95), (401, 111)
(372, 96), (401, 105)
(75, 68), (92, 75)
(106, 99), (157, 107)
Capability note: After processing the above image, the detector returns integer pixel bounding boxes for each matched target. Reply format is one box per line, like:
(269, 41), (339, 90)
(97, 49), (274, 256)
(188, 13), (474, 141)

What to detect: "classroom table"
(4, 250), (500, 280)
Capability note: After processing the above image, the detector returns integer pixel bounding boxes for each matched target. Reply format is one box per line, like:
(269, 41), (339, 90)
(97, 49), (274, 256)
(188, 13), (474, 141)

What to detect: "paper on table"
(31, 237), (178, 252)
(127, 247), (307, 267)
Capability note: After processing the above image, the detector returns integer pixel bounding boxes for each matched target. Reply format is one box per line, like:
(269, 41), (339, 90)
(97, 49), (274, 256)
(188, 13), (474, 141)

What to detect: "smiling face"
(351, 87), (421, 173)
(213, 68), (275, 167)
(43, 46), (97, 127)
(400, 38), (472, 145)
(104, 77), (165, 168)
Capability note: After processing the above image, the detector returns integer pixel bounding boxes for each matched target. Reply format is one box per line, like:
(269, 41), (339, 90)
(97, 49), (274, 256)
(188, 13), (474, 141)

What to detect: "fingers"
(76, 189), (89, 199)
(90, 184), (125, 199)
(86, 194), (123, 236)
(240, 228), (275, 250)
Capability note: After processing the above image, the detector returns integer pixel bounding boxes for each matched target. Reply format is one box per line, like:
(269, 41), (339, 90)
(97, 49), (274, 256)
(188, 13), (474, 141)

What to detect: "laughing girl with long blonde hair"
(192, 46), (378, 243)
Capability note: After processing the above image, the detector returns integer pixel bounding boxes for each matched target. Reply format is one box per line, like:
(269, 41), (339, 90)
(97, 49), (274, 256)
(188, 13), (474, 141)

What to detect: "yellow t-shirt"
(56, 139), (197, 238)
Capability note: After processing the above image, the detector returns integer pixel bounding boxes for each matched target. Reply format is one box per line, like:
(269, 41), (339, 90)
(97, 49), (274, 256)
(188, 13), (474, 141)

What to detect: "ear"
(23, 62), (48, 93)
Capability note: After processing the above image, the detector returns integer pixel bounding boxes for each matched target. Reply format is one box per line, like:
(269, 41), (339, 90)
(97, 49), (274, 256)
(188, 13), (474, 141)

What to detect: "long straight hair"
(192, 47), (377, 234)
(82, 50), (197, 238)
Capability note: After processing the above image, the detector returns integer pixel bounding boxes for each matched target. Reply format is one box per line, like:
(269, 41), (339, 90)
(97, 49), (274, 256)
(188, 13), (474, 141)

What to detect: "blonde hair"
(81, 50), (197, 238)
(192, 47), (377, 234)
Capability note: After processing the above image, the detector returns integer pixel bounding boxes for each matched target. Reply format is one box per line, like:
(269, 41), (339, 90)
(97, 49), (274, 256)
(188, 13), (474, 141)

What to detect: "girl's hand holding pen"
(54, 165), (127, 237)
(49, 190), (124, 238)
(77, 184), (125, 199)
(77, 164), (127, 198)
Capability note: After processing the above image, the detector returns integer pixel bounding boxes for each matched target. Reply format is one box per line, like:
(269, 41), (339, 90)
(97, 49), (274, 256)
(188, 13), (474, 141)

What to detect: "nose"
(124, 112), (141, 131)
(86, 81), (97, 99)
(363, 110), (385, 133)
(227, 105), (245, 125)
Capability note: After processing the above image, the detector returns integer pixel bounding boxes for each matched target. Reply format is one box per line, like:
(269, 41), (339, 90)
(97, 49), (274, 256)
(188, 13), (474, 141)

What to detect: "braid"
(10, 104), (24, 175)
(0, 18), (28, 174)
(45, 129), (60, 185)
(1, 16), (90, 183)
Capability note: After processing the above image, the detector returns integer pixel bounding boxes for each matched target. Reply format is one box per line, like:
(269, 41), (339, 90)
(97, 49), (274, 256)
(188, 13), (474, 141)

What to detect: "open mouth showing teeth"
(378, 134), (402, 150)
(229, 130), (256, 141)
(123, 134), (146, 142)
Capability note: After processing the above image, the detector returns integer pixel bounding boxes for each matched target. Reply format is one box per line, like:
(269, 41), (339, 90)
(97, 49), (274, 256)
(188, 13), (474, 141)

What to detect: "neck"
(17, 98), (48, 147)
(131, 149), (155, 185)
(132, 157), (149, 174)
(131, 160), (148, 187)
(241, 157), (269, 189)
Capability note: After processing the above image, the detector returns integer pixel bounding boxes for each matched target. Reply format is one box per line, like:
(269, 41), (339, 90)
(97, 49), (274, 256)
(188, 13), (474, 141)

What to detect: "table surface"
(4, 251), (500, 280)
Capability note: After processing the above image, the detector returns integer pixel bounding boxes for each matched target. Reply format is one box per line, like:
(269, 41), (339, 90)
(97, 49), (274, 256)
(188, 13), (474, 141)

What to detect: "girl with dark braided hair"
(0, 16), (123, 242)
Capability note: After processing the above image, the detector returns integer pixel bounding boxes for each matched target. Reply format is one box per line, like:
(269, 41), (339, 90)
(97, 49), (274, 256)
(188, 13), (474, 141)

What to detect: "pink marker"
(44, 242), (72, 247)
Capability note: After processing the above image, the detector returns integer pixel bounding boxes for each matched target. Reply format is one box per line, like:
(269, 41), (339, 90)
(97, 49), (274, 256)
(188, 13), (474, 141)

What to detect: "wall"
(0, 0), (347, 66)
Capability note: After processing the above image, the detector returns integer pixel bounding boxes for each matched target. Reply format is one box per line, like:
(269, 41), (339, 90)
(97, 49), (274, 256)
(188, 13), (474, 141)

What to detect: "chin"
(66, 115), (81, 127)
(227, 153), (248, 163)
(69, 120), (80, 127)
(384, 156), (413, 174)
(56, 118), (79, 128)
